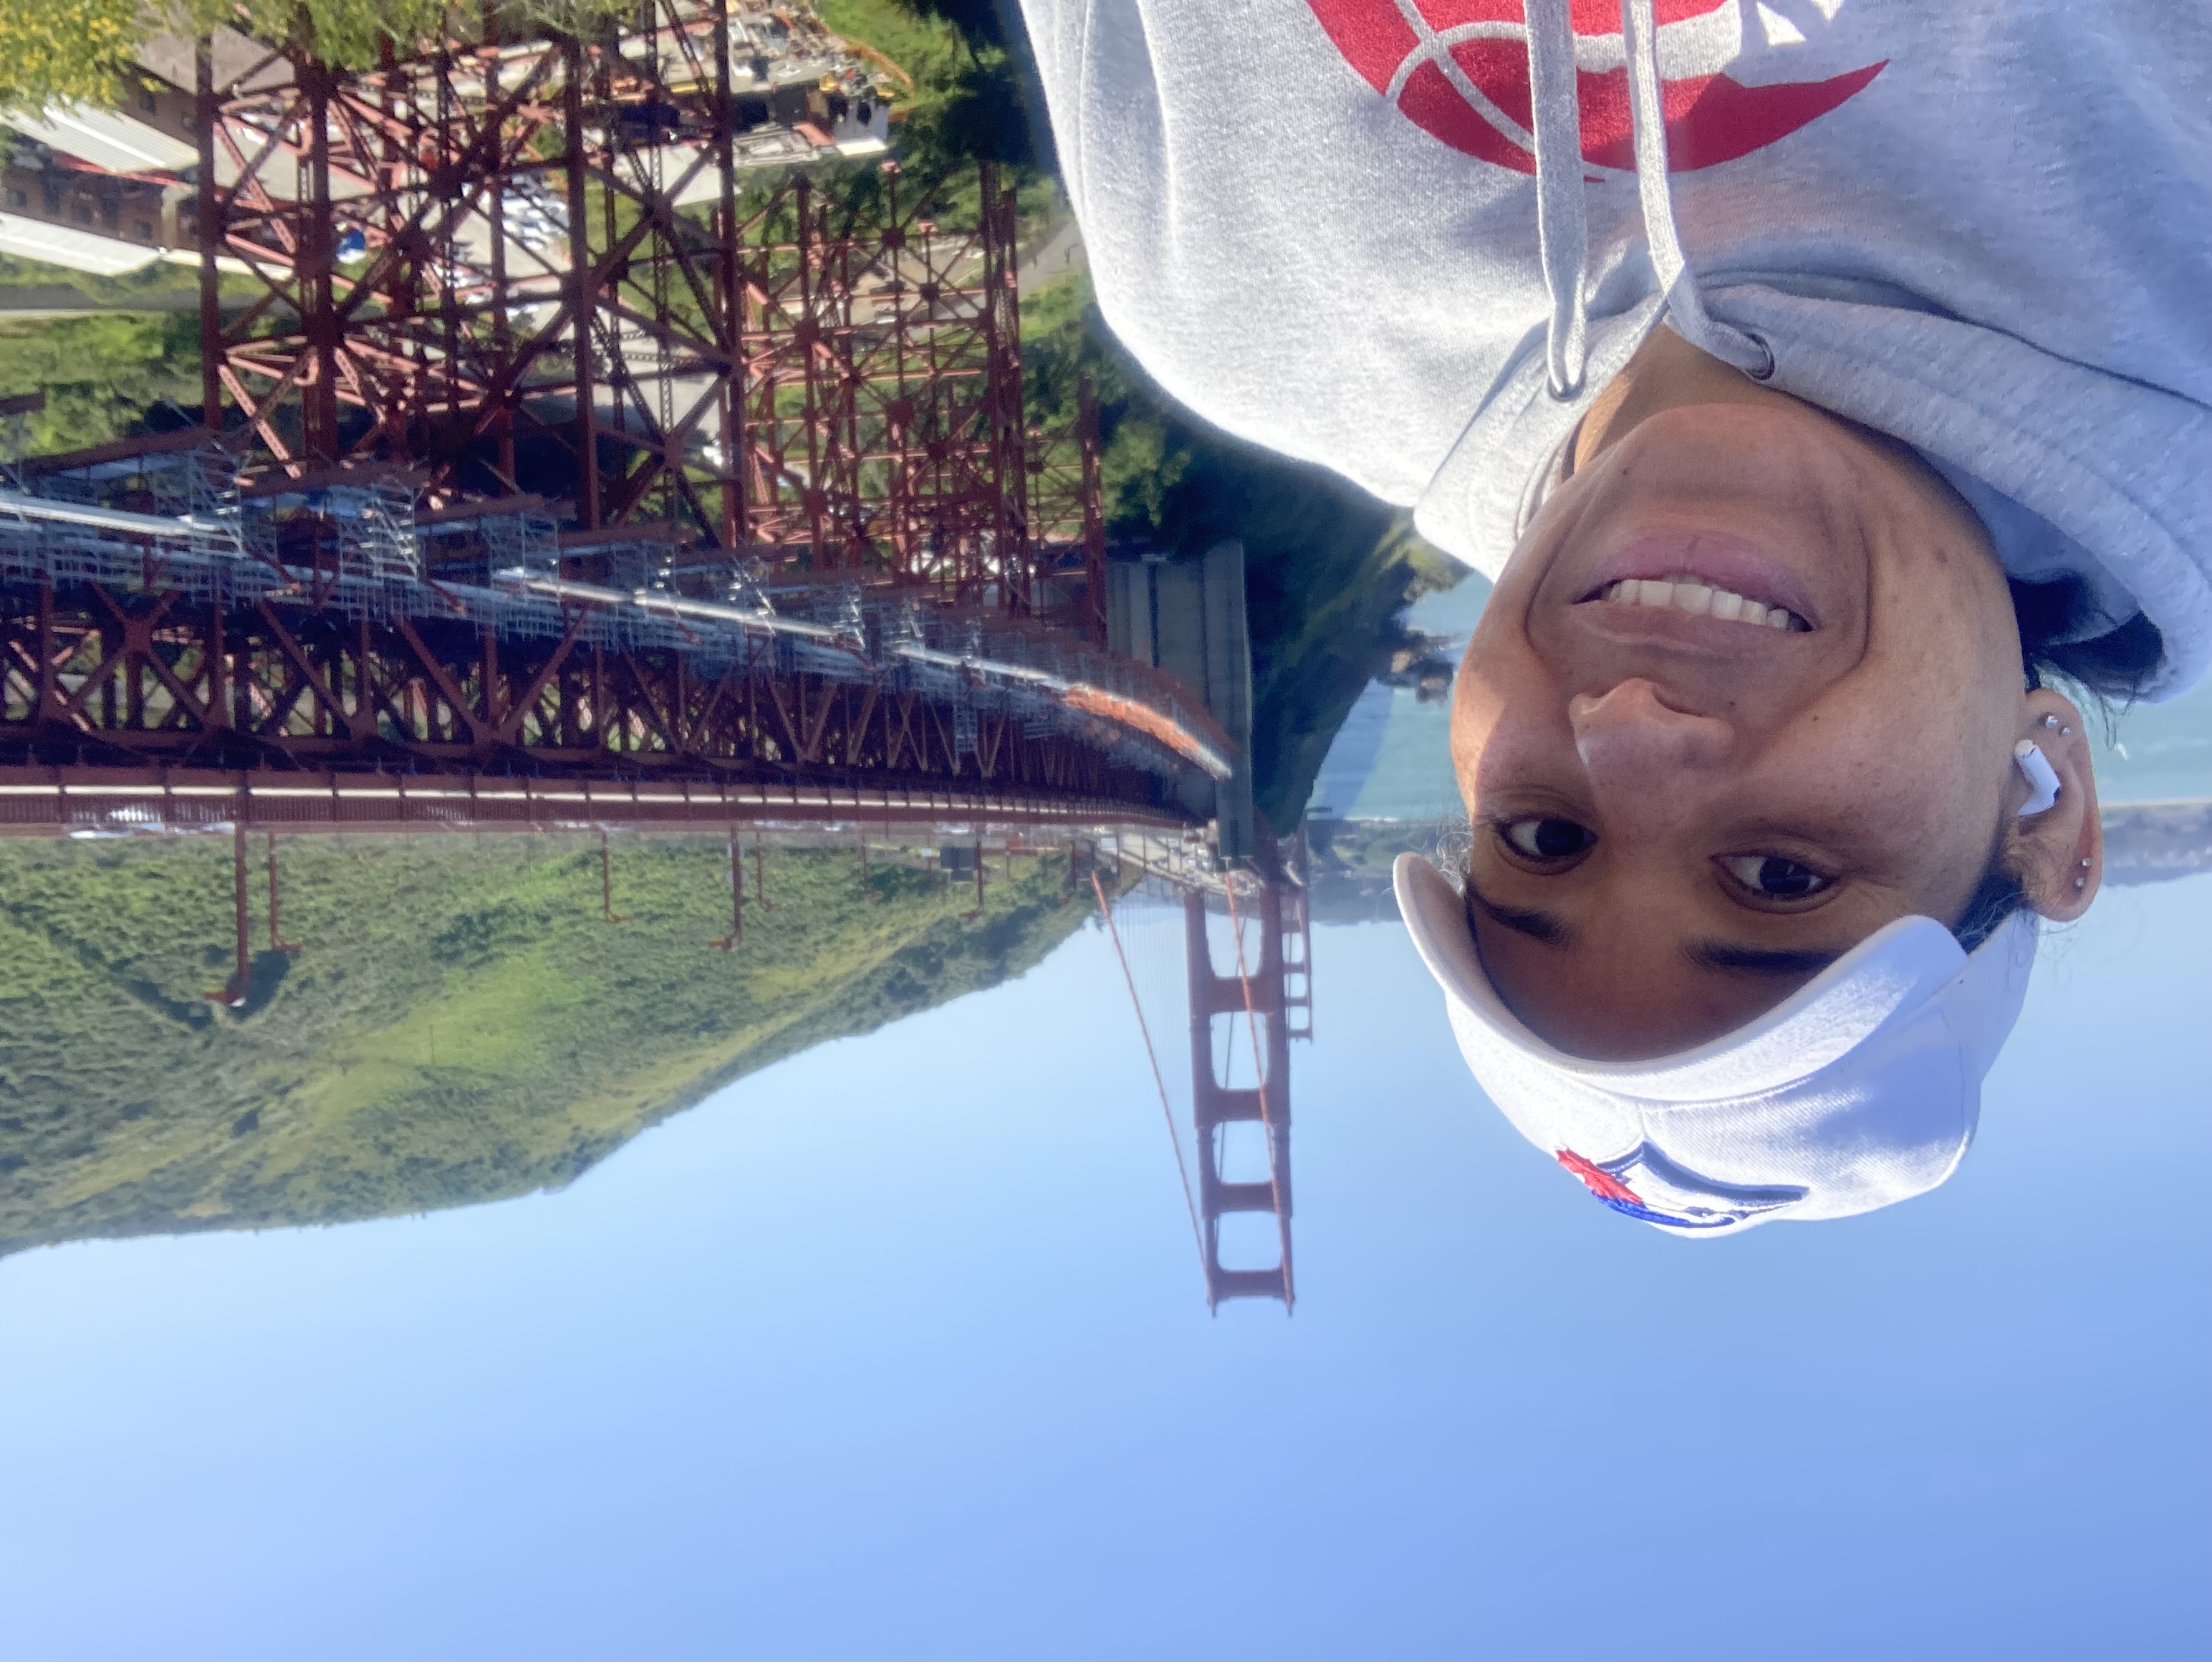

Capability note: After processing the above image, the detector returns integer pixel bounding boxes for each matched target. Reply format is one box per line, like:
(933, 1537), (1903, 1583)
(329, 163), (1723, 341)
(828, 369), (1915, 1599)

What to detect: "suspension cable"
(1092, 869), (1210, 1302)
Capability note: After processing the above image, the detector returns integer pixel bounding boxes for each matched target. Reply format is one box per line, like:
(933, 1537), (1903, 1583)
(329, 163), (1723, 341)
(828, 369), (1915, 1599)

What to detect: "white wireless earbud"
(2014, 740), (2062, 816)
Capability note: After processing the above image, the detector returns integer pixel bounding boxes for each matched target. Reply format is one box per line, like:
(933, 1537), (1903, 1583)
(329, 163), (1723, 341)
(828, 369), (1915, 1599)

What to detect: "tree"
(1021, 274), (1462, 829)
(241, 0), (461, 71)
(0, 2), (514, 113)
(0, 0), (147, 110)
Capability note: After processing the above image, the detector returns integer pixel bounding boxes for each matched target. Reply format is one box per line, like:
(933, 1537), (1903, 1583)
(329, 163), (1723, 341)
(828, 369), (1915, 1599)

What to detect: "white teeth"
(1593, 577), (1805, 631)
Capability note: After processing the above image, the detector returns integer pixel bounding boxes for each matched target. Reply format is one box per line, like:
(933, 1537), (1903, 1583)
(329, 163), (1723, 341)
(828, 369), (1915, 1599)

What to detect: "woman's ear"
(2009, 691), (2102, 921)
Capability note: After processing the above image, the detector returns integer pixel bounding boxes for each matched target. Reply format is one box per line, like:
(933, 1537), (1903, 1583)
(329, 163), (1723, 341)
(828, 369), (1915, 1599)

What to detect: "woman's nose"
(1569, 680), (1736, 816)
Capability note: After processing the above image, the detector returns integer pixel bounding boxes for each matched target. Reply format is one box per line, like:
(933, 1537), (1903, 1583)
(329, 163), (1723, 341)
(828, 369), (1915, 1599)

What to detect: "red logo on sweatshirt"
(1304, 0), (1885, 173)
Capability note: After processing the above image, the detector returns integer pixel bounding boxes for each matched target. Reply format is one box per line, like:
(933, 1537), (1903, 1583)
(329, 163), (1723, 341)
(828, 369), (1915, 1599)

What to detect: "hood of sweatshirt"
(1019, 0), (2212, 698)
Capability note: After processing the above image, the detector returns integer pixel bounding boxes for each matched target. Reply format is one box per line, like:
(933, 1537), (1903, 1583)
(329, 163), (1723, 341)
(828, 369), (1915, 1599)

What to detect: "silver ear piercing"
(2042, 714), (2059, 728)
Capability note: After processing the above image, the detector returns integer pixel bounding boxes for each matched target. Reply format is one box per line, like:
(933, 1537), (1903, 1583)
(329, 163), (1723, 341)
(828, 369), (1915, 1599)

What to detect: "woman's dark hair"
(2010, 577), (2165, 705)
(1952, 861), (2029, 954)
(1952, 579), (2163, 950)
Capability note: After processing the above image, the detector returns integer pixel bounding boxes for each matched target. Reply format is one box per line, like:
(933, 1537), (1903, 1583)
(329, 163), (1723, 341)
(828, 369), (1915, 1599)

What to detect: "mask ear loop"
(2014, 741), (2062, 817)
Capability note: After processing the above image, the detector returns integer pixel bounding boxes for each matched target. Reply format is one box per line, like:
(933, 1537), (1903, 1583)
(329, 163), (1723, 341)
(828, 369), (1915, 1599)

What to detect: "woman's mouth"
(1586, 572), (1811, 633)
(1574, 531), (1824, 633)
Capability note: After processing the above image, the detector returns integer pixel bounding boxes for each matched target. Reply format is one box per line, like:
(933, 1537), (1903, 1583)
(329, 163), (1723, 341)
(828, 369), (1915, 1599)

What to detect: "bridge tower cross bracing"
(188, 7), (1103, 625)
(1183, 882), (1296, 1308)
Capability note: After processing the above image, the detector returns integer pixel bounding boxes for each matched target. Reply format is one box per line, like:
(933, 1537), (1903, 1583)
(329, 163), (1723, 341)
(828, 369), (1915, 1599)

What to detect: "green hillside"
(0, 831), (1093, 1256)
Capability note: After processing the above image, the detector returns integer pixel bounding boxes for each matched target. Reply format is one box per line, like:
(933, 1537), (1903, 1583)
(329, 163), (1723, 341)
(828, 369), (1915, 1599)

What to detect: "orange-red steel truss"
(1185, 881), (1297, 1309)
(0, 577), (1174, 810)
(191, 6), (1107, 631)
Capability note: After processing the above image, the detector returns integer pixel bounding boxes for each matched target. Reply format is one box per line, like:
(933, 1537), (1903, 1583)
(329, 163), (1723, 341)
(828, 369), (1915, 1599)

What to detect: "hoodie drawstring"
(1526, 0), (1590, 397)
(1529, 0), (1776, 400)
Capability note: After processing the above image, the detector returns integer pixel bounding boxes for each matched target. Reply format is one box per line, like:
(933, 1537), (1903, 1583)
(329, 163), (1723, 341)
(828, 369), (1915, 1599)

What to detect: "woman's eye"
(1500, 817), (1595, 861)
(1718, 854), (1832, 900)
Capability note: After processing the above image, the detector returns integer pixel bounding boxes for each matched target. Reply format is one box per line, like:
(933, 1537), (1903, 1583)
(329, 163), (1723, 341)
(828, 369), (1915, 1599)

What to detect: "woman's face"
(1450, 337), (2098, 1060)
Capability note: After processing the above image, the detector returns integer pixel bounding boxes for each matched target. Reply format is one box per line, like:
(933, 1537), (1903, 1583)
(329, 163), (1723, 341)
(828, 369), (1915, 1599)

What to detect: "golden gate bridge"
(0, 0), (1308, 1307)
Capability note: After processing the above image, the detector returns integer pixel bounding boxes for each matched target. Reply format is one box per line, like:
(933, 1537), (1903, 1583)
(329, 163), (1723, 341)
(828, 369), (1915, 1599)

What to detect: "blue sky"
(1, 865), (2205, 1658)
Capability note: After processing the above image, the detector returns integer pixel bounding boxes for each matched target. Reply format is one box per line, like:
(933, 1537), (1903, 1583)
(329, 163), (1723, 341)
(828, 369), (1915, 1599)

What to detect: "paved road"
(1016, 218), (1086, 297)
(0, 284), (199, 319)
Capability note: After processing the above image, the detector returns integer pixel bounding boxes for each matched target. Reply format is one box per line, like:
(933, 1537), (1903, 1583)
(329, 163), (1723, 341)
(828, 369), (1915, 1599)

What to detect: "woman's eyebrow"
(1684, 941), (1846, 977)
(1465, 883), (1573, 946)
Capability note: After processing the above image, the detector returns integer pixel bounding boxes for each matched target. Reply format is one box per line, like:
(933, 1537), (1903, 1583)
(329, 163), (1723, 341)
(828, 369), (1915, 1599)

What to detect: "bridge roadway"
(0, 764), (1193, 840)
(0, 453), (1228, 826)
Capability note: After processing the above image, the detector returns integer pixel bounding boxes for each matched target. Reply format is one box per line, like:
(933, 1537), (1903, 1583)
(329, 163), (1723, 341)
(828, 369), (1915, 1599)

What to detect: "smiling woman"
(1445, 329), (2105, 1061)
(1014, 0), (2209, 1227)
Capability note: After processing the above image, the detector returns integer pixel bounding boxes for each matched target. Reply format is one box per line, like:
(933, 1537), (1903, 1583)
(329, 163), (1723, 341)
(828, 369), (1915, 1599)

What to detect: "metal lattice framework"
(0, 431), (1228, 804)
(0, 571), (1167, 805)
(190, 6), (1105, 629)
(0, 10), (1193, 830)
(1186, 881), (1297, 1307)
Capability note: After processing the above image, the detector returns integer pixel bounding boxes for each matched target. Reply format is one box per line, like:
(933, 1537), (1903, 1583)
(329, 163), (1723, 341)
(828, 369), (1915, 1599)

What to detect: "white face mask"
(1394, 853), (2040, 1235)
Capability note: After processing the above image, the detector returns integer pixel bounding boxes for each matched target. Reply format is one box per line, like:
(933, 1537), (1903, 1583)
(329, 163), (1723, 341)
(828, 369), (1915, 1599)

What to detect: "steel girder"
(190, 11), (1104, 628)
(0, 577), (1179, 812)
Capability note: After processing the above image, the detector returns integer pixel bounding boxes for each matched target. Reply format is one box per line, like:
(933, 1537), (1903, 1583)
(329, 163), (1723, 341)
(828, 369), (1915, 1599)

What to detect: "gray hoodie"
(1019, 0), (2212, 697)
